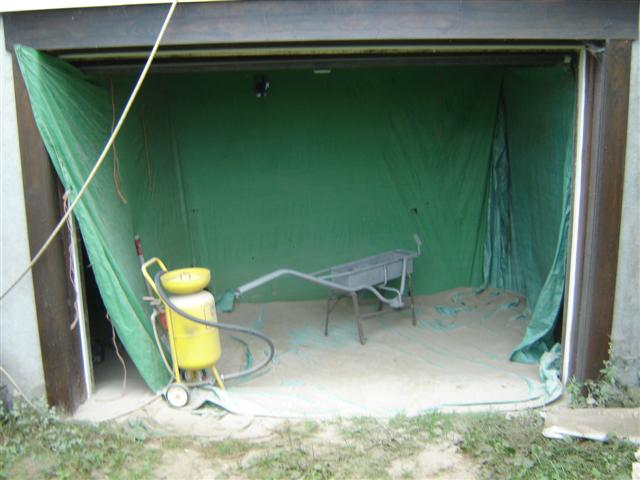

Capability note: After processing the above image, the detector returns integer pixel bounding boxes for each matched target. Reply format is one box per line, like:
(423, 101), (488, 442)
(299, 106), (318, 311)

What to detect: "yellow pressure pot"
(166, 290), (222, 371)
(142, 259), (224, 406)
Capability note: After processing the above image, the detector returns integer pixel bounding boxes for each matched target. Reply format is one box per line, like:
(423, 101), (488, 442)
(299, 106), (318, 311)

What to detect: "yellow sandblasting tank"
(142, 259), (224, 396)
(167, 290), (221, 369)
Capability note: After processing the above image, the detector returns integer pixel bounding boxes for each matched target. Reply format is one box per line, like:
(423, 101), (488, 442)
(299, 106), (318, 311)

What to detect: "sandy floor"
(76, 287), (547, 430)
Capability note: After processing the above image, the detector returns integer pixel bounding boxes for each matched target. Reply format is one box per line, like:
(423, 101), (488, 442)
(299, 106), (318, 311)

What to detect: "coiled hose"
(153, 271), (275, 382)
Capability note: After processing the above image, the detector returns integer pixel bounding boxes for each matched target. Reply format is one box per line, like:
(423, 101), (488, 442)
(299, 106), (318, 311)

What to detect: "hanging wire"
(109, 78), (127, 204)
(0, 366), (37, 410)
(62, 191), (80, 331)
(141, 100), (153, 192)
(107, 313), (127, 394)
(0, 0), (179, 303)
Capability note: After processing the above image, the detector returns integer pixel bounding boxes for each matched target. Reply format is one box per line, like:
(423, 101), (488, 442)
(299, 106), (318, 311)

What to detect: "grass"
(218, 412), (636, 480)
(461, 412), (637, 480)
(1, 402), (637, 479)
(208, 414), (453, 480)
(0, 401), (159, 480)
(209, 438), (254, 457)
(197, 414), (457, 479)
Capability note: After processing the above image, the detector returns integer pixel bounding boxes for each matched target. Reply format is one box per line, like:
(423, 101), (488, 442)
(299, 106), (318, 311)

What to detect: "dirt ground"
(119, 402), (639, 480)
(3, 401), (638, 480)
(152, 442), (478, 480)
(147, 416), (480, 480)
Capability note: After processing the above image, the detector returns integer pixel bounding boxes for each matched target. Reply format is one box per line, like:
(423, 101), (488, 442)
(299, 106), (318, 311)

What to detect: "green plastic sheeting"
(15, 46), (170, 391)
(484, 68), (575, 362)
(15, 45), (574, 390)
(138, 67), (501, 301)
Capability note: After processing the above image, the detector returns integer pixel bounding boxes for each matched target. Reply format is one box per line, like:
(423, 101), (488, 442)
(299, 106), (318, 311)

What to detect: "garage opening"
(79, 239), (150, 410)
(15, 46), (575, 415)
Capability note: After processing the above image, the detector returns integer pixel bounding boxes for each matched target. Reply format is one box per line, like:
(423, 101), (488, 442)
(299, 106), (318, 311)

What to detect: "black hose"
(153, 271), (275, 381)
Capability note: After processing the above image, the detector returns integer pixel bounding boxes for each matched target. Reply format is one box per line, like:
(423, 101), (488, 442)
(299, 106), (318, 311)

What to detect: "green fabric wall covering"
(14, 46), (171, 391)
(138, 68), (501, 301)
(501, 68), (575, 362)
(15, 45), (574, 389)
(483, 67), (575, 361)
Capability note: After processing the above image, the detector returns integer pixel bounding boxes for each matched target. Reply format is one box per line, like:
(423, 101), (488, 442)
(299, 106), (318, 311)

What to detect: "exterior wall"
(0, 15), (46, 399)
(611, 12), (640, 386)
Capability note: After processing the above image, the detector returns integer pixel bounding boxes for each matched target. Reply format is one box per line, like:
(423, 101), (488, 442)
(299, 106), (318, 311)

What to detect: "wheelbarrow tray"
(328, 249), (416, 289)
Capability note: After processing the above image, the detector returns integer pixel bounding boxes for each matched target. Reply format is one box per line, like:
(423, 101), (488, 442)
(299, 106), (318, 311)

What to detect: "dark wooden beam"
(77, 52), (571, 75)
(11, 55), (87, 413)
(4, 0), (638, 54)
(573, 40), (633, 381)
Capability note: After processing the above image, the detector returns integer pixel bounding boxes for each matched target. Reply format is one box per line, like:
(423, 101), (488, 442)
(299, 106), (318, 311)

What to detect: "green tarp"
(488, 69), (575, 362)
(15, 47), (171, 390)
(15, 45), (574, 390)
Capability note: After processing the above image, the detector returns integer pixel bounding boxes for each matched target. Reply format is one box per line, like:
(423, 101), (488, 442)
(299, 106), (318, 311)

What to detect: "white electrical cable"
(0, 0), (179, 303)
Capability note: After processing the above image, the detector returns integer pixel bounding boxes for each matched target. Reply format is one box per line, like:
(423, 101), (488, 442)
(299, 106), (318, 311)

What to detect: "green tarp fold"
(15, 46), (170, 390)
(484, 69), (575, 362)
(15, 45), (574, 389)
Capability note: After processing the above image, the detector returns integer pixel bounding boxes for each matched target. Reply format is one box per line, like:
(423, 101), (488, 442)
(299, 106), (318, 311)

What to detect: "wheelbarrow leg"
(408, 272), (416, 326)
(325, 293), (342, 336)
(351, 292), (366, 345)
(324, 295), (332, 336)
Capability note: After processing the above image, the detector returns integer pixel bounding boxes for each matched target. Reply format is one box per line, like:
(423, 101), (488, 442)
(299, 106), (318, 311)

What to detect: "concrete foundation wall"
(611, 11), (640, 386)
(0, 15), (46, 399)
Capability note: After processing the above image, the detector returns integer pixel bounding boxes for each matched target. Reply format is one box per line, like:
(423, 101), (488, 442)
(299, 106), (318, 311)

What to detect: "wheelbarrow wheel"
(165, 383), (190, 408)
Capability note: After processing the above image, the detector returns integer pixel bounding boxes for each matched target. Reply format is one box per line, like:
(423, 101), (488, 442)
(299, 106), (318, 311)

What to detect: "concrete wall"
(611, 11), (640, 386)
(0, 15), (46, 399)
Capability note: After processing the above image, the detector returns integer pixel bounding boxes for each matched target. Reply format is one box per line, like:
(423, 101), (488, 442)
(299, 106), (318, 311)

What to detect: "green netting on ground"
(15, 45), (574, 390)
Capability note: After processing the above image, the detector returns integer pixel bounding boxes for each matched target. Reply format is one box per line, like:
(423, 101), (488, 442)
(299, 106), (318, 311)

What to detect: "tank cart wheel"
(165, 383), (190, 408)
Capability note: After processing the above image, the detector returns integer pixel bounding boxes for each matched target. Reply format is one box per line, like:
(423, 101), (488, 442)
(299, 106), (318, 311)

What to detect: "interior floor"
(75, 347), (154, 422)
(213, 287), (545, 417)
(76, 287), (549, 421)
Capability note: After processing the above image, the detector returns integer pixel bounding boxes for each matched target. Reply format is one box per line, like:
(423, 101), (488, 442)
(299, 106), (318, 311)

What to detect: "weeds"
(216, 413), (456, 479)
(461, 412), (636, 480)
(567, 346), (640, 408)
(1, 402), (636, 479)
(0, 401), (158, 480)
(159, 436), (192, 450)
(222, 411), (637, 479)
(208, 438), (253, 457)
